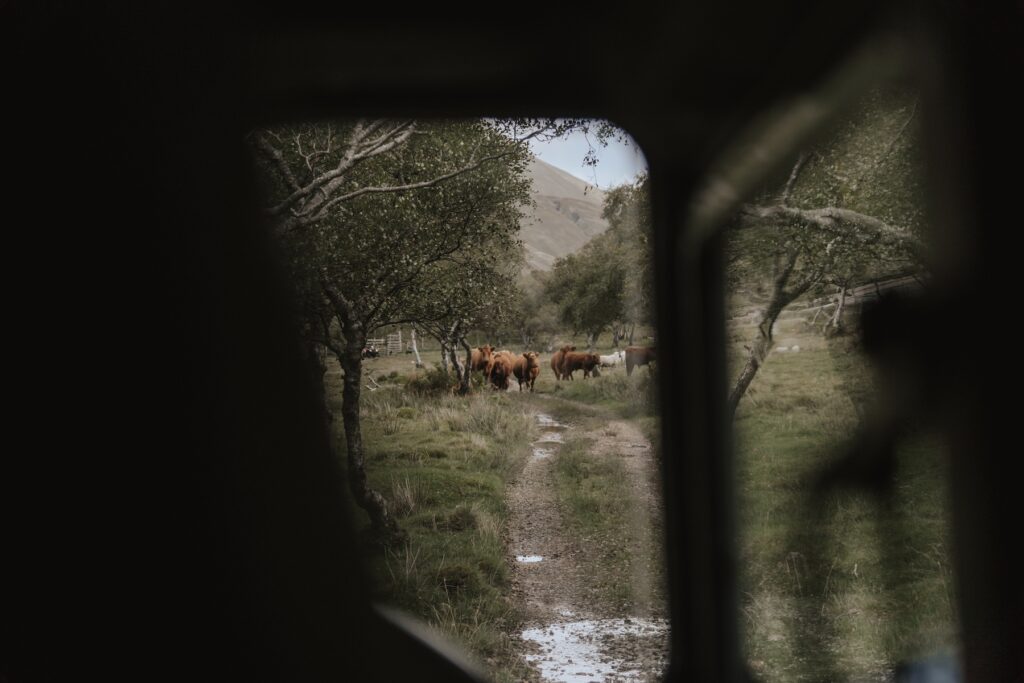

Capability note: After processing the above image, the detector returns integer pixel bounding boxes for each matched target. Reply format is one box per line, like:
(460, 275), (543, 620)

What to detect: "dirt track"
(508, 406), (668, 682)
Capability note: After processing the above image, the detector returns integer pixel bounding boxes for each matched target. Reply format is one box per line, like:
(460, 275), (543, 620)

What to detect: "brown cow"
(512, 352), (541, 392)
(470, 345), (494, 373)
(550, 345), (576, 381)
(486, 350), (514, 390)
(625, 346), (656, 376)
(561, 351), (601, 380)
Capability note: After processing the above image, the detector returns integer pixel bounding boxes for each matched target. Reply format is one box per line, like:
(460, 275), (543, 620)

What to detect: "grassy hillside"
(520, 158), (608, 271)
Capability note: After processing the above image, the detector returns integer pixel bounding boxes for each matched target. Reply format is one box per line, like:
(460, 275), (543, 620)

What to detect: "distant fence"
(729, 272), (928, 324)
(386, 331), (402, 355)
(803, 274), (926, 310)
(364, 331), (405, 355)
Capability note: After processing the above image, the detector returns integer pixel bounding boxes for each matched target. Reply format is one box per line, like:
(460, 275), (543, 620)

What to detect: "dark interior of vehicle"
(4, 3), (1021, 681)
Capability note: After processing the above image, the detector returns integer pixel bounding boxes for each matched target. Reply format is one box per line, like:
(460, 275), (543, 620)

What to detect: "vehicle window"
(249, 118), (669, 681)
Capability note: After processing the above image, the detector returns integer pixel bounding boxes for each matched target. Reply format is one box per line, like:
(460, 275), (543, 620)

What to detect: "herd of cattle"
(468, 344), (656, 392)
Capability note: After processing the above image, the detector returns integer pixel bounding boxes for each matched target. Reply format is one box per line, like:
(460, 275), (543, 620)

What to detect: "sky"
(527, 127), (648, 190)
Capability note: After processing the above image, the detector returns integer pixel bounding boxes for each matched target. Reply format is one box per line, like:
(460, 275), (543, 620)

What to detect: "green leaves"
(728, 87), (925, 296)
(253, 119), (533, 337)
(545, 176), (653, 338)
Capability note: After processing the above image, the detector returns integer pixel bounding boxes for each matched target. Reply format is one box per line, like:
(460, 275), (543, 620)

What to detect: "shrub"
(390, 476), (421, 517)
(436, 564), (479, 594)
(374, 402), (402, 435)
(442, 504), (478, 531)
(406, 366), (456, 396)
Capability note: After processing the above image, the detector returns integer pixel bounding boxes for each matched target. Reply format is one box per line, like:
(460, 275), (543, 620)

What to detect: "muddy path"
(507, 401), (668, 682)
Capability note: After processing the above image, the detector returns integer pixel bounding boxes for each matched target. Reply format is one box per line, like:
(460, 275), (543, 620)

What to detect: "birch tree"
(253, 119), (531, 541)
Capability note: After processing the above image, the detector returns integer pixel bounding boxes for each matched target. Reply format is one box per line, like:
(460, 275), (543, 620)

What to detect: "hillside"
(520, 158), (609, 271)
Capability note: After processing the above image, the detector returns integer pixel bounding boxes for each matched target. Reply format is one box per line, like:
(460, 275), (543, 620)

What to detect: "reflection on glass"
(727, 87), (960, 680)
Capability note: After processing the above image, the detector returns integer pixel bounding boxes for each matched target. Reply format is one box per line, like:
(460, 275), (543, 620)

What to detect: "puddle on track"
(520, 618), (669, 682)
(535, 413), (568, 429)
(516, 411), (668, 681)
(531, 412), (566, 454)
(536, 431), (565, 444)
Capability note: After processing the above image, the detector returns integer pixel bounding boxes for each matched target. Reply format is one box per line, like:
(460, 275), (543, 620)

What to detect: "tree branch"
(321, 276), (362, 334)
(780, 153), (808, 206)
(353, 121), (415, 160)
(879, 99), (917, 163)
(264, 118), (552, 233)
(739, 203), (925, 260)
(253, 133), (302, 193)
(849, 99), (919, 191)
(266, 120), (383, 216)
(289, 150), (511, 229)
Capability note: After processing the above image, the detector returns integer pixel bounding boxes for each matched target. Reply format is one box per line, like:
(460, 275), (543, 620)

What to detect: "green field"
(326, 315), (957, 681)
(326, 368), (536, 679)
(731, 315), (959, 680)
(326, 342), (661, 681)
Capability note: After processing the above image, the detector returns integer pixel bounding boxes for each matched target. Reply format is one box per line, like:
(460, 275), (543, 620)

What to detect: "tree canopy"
(250, 118), (535, 540)
(543, 175), (653, 347)
(726, 85), (926, 417)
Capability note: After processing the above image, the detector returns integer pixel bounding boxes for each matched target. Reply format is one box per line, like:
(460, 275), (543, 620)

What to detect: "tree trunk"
(438, 340), (449, 372)
(829, 285), (848, 332)
(410, 328), (424, 368)
(628, 323), (636, 346)
(728, 252), (816, 420)
(336, 329), (405, 544)
(612, 327), (621, 349)
(448, 341), (464, 392)
(458, 339), (474, 395)
(432, 330), (450, 372)
(306, 340), (332, 427)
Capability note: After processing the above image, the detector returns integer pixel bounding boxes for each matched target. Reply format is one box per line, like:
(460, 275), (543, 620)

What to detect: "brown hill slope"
(520, 158), (608, 271)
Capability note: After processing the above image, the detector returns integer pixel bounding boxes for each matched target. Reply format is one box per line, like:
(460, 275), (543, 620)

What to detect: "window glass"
(724, 85), (961, 680)
(250, 118), (668, 681)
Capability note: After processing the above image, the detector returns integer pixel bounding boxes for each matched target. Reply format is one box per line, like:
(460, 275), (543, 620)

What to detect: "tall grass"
(330, 385), (538, 681)
(554, 371), (657, 419)
(734, 326), (958, 680)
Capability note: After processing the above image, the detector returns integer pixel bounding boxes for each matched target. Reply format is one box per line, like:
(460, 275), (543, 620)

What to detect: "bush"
(441, 505), (478, 531)
(436, 564), (479, 594)
(390, 476), (421, 517)
(406, 366), (456, 396)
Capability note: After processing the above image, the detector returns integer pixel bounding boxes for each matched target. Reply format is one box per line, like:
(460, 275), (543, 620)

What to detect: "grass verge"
(327, 374), (538, 682)
(550, 371), (658, 421)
